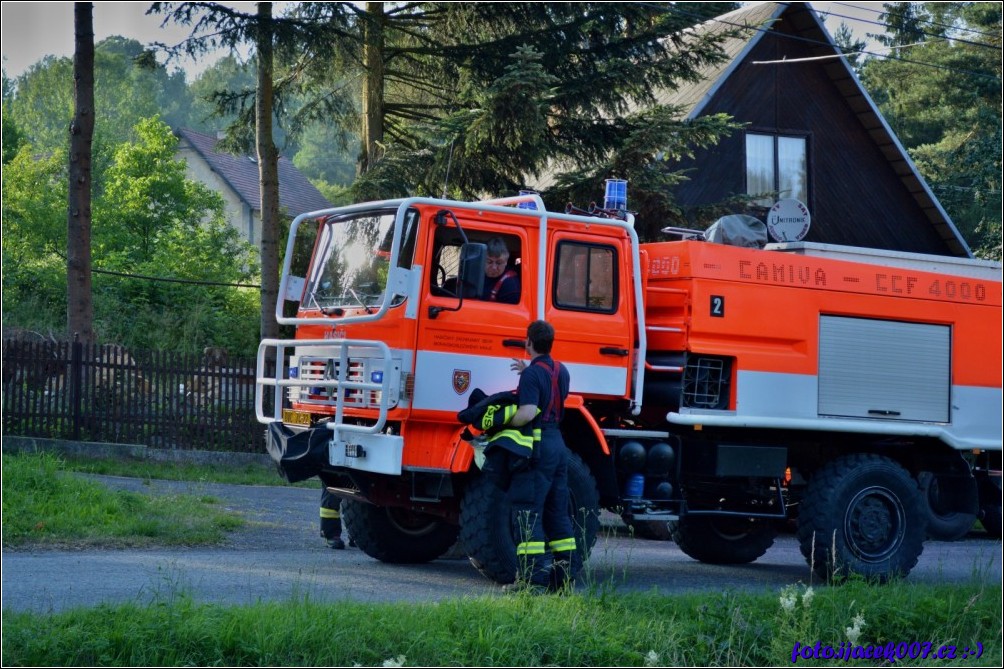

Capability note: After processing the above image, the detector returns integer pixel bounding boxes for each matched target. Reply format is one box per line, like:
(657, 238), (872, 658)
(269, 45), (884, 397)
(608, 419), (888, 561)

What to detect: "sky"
(1, 1), (256, 80)
(1, 1), (890, 82)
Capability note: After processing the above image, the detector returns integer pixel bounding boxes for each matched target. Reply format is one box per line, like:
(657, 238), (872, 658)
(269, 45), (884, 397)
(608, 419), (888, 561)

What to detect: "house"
(175, 128), (333, 248)
(654, 1), (972, 257)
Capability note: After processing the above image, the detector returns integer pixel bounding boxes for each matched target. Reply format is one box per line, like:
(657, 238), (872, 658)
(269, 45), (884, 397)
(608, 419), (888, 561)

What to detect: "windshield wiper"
(348, 288), (374, 314)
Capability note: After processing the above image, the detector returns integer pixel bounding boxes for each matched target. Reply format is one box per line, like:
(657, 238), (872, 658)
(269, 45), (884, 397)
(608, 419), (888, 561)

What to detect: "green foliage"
(5, 55), (75, 151)
(99, 117), (204, 260)
(292, 121), (358, 187)
(184, 55), (255, 135)
(95, 116), (239, 266)
(859, 2), (1002, 258)
(1, 144), (69, 332)
(7, 37), (193, 154)
(1, 452), (244, 548)
(550, 109), (746, 241)
(2, 72), (25, 164)
(1, 144), (68, 260)
(151, 3), (348, 158)
(831, 22), (867, 70)
(351, 3), (743, 239)
(2, 581), (1000, 666)
(147, 2), (743, 233)
(311, 180), (354, 207)
(1, 116), (260, 353)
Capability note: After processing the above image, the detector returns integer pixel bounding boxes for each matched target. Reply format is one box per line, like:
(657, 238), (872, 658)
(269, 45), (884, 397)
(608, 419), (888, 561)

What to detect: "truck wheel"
(797, 454), (926, 582)
(341, 499), (459, 564)
(669, 516), (776, 563)
(978, 475), (1002, 539)
(917, 471), (978, 541)
(459, 452), (600, 584)
(623, 517), (673, 541)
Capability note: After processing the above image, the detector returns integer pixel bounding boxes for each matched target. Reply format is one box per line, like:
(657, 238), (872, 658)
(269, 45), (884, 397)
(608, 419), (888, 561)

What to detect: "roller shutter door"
(818, 316), (951, 422)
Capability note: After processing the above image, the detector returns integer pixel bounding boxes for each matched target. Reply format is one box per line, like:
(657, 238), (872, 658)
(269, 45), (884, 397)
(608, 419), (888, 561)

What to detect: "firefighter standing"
(320, 487), (346, 549)
(504, 319), (577, 592)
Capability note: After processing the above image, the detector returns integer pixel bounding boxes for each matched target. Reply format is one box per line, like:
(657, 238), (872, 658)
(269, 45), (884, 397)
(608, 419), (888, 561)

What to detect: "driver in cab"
(481, 237), (520, 304)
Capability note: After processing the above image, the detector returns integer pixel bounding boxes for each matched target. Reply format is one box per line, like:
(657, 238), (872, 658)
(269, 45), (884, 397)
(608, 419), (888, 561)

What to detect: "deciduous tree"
(1, 72), (25, 164)
(8, 37), (193, 155)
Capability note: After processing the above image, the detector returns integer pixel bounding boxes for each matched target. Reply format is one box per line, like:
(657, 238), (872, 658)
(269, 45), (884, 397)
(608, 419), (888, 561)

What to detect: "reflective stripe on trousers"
(509, 428), (575, 585)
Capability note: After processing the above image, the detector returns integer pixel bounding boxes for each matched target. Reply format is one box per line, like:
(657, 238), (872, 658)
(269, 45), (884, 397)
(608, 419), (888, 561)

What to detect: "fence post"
(71, 333), (82, 440)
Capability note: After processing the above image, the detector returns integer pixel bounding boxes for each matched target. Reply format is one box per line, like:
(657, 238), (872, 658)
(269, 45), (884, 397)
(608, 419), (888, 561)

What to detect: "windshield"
(303, 208), (418, 312)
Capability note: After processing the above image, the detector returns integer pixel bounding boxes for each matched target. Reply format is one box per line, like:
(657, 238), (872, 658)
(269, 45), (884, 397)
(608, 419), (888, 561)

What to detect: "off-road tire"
(459, 451), (600, 584)
(917, 471), (978, 542)
(341, 498), (459, 564)
(797, 454), (926, 582)
(669, 516), (776, 563)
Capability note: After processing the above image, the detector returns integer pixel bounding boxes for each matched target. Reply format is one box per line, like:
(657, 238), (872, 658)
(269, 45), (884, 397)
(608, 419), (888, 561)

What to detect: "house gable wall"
(177, 143), (261, 250)
(675, 19), (952, 255)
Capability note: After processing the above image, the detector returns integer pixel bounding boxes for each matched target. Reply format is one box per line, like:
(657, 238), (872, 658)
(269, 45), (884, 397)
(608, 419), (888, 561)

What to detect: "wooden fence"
(2, 339), (267, 453)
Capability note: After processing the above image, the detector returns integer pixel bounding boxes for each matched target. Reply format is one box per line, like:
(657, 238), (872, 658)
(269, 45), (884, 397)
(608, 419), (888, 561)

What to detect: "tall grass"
(2, 582), (1000, 666)
(1, 452), (244, 547)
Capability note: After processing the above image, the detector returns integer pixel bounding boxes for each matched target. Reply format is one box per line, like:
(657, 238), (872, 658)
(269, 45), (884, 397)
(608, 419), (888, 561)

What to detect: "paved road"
(2, 475), (1001, 614)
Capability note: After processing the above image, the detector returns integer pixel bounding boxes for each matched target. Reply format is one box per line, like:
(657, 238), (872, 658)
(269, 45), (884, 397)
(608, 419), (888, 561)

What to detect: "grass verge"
(2, 452), (1001, 666)
(50, 452), (303, 487)
(2, 581), (1000, 666)
(2, 452), (244, 548)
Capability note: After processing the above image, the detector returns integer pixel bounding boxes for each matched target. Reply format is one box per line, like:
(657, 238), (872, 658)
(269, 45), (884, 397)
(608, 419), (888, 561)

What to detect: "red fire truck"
(256, 190), (1002, 583)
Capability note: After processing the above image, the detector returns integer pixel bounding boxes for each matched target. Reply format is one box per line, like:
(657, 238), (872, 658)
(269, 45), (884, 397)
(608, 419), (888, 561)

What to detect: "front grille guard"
(256, 338), (395, 438)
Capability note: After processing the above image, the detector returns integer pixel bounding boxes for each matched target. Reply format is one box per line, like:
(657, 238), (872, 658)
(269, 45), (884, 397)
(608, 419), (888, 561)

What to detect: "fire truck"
(256, 189), (1002, 584)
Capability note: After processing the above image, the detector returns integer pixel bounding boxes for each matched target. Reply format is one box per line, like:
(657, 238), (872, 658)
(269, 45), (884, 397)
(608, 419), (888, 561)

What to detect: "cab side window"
(554, 241), (617, 313)
(430, 228), (522, 304)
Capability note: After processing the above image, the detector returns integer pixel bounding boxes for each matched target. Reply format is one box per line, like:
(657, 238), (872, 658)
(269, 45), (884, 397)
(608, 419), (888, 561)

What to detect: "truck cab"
(256, 194), (639, 578)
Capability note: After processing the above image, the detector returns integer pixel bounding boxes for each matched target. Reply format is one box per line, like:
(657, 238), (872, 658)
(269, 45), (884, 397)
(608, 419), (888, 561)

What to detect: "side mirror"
(428, 242), (487, 319)
(459, 242), (486, 298)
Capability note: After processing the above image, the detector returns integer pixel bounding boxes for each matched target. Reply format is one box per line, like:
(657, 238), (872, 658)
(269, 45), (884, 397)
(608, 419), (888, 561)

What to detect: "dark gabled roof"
(176, 128), (333, 216)
(658, 1), (971, 257)
(655, 2), (782, 118)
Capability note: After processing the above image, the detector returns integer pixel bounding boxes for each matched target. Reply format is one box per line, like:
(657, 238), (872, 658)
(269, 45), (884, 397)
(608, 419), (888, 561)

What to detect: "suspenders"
(489, 270), (518, 300)
(533, 359), (563, 423)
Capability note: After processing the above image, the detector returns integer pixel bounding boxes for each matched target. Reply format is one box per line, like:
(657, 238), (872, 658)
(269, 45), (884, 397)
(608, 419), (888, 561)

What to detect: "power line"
(635, 2), (999, 82)
(831, 1), (1003, 40)
(814, 7), (1002, 51)
(91, 267), (260, 289)
(48, 249), (262, 288)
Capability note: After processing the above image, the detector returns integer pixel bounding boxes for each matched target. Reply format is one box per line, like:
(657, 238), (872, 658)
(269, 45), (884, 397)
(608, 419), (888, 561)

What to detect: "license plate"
(282, 409), (311, 426)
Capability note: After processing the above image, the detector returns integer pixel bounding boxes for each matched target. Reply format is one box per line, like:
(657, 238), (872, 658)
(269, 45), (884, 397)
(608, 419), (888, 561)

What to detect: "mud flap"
(265, 422), (330, 483)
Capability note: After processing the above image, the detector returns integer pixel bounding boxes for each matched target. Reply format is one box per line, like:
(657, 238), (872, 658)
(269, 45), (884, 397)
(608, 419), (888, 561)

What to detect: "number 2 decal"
(711, 295), (725, 317)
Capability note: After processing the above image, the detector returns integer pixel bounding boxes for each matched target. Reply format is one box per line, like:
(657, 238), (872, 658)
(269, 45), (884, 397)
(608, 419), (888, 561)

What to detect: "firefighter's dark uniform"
(481, 269), (521, 304)
(320, 487), (345, 549)
(458, 360), (576, 589)
(511, 356), (576, 589)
